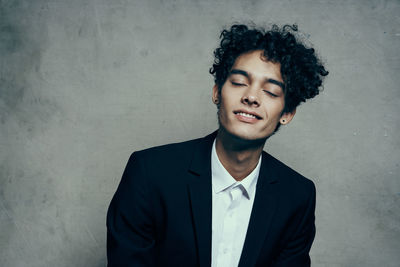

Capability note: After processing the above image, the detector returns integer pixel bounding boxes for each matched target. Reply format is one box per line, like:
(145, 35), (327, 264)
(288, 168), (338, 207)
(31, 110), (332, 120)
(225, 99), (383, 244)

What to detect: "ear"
(212, 84), (219, 104)
(280, 108), (296, 125)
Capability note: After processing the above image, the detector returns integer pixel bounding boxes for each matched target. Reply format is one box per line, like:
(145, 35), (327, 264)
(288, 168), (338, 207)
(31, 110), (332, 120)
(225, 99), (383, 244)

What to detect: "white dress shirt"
(211, 139), (262, 267)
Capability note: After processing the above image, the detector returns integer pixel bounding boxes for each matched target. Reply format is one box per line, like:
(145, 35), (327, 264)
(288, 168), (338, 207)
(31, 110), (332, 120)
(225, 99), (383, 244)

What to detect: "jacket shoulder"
(262, 151), (315, 192)
(134, 136), (202, 159)
(127, 135), (209, 175)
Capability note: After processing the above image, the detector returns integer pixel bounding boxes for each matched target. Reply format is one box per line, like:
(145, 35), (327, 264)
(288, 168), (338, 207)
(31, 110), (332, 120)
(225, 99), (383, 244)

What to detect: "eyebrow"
(229, 69), (285, 89)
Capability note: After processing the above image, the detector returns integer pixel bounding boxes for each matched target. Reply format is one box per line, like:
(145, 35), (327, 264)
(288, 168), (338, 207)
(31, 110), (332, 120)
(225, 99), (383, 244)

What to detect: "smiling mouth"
(233, 111), (262, 120)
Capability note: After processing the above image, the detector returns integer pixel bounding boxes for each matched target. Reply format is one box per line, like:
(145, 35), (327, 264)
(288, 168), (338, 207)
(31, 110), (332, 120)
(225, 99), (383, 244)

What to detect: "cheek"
(219, 103), (228, 120)
(219, 93), (234, 114)
(217, 100), (229, 121)
(268, 99), (285, 115)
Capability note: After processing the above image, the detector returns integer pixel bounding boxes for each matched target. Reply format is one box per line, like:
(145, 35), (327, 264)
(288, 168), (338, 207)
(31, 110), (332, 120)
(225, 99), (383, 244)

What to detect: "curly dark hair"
(209, 24), (328, 113)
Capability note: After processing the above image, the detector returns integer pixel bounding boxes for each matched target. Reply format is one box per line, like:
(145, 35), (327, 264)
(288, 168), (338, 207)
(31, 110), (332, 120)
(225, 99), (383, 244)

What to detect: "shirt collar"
(211, 138), (261, 199)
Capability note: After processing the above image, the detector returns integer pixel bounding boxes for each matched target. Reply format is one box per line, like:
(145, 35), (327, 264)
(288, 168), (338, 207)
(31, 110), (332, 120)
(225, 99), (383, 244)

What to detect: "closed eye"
(264, 90), (278, 97)
(231, 81), (247, 87)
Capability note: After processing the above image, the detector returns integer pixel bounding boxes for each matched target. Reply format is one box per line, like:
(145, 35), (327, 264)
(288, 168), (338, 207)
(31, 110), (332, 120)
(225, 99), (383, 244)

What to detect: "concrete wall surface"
(1, 0), (399, 266)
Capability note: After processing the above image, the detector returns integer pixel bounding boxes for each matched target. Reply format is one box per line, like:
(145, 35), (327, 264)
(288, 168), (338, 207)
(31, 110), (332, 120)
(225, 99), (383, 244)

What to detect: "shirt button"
(223, 248), (228, 254)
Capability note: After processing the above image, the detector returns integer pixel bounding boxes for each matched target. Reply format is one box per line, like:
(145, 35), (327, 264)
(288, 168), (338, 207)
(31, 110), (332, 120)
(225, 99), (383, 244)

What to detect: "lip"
(233, 109), (262, 123)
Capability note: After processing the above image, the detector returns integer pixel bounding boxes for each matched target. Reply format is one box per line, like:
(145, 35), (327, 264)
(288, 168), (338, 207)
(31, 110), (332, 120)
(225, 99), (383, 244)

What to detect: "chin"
(219, 124), (271, 146)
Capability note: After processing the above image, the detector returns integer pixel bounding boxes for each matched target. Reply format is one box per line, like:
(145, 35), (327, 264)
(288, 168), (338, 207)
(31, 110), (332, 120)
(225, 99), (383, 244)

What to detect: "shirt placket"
(217, 185), (243, 267)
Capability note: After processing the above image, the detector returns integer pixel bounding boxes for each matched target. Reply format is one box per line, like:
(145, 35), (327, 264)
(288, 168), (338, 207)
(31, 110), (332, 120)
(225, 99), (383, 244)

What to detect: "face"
(213, 50), (295, 142)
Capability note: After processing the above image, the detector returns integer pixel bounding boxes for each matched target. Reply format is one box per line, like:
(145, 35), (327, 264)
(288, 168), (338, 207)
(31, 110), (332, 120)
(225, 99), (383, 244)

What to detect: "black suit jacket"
(107, 131), (316, 267)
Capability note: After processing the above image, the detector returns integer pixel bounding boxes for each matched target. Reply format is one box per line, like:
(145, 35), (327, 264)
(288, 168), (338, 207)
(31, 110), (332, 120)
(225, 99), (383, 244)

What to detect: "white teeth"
(238, 112), (256, 118)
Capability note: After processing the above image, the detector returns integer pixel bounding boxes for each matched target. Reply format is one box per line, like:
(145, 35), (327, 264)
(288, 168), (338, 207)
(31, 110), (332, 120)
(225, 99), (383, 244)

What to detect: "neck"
(215, 128), (265, 181)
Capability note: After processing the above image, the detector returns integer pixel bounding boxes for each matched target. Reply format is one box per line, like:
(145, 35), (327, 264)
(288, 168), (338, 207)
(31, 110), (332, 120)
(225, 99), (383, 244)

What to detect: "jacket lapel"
(238, 152), (280, 267)
(187, 131), (216, 267)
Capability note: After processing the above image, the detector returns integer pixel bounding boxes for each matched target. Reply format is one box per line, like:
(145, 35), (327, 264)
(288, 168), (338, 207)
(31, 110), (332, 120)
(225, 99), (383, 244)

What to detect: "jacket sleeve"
(272, 182), (316, 267)
(106, 152), (156, 267)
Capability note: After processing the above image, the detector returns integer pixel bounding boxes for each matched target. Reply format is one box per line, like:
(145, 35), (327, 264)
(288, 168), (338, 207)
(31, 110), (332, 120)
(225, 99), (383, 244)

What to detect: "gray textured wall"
(1, 0), (399, 266)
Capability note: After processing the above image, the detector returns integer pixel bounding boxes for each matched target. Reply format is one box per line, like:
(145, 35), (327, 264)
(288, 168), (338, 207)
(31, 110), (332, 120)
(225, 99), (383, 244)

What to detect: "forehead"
(231, 50), (282, 82)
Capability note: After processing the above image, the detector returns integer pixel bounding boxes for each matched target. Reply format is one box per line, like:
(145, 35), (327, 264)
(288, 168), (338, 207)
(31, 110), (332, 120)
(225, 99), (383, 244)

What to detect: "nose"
(241, 87), (260, 107)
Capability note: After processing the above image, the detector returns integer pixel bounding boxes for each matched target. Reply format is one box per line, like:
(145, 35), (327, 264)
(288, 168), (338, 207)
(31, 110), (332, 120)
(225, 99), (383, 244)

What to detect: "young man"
(107, 24), (328, 267)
